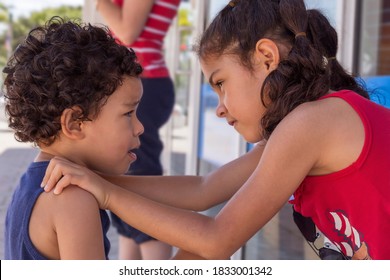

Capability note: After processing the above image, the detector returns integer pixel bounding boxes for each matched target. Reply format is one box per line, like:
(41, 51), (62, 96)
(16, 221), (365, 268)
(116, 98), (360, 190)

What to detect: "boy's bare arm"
(53, 186), (106, 259)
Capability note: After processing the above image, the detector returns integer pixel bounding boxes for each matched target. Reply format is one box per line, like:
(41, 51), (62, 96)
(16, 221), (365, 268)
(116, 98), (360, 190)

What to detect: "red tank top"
(113, 0), (180, 77)
(291, 90), (390, 259)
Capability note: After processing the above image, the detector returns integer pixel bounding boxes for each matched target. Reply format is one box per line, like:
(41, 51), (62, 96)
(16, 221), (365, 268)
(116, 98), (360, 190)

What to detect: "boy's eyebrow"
(123, 100), (141, 107)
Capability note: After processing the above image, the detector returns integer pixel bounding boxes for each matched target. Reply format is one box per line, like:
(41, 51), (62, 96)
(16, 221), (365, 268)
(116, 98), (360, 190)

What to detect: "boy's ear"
(60, 106), (86, 140)
(254, 38), (280, 72)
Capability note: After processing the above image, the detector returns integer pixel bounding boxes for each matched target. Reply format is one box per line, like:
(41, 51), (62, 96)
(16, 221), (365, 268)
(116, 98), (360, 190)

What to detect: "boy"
(3, 17), (144, 259)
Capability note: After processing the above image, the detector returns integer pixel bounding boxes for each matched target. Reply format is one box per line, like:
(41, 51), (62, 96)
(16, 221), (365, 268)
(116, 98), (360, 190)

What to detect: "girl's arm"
(96, 0), (154, 45)
(42, 142), (265, 211)
(102, 142), (264, 210)
(172, 249), (207, 260)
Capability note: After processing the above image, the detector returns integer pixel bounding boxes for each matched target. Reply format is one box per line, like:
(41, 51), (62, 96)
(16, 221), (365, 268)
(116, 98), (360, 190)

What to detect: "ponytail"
(306, 9), (369, 98)
(261, 0), (330, 139)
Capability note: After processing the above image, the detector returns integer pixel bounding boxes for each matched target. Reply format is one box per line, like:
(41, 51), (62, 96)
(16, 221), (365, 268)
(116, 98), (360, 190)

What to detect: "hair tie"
(295, 32), (307, 39)
(228, 0), (236, 8)
(322, 56), (337, 67)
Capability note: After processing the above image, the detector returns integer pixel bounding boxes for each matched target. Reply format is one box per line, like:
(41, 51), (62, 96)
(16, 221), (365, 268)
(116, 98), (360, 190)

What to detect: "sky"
(1, 0), (84, 19)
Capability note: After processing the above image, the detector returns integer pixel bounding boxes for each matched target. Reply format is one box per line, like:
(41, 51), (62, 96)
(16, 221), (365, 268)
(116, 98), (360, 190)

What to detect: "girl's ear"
(60, 106), (86, 140)
(254, 38), (280, 72)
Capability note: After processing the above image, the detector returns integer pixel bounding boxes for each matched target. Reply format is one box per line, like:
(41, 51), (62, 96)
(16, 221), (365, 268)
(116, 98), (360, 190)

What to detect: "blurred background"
(1, 0), (390, 260)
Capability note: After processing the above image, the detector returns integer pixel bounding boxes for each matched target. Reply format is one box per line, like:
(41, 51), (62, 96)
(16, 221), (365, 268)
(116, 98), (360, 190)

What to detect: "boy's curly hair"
(3, 16), (143, 146)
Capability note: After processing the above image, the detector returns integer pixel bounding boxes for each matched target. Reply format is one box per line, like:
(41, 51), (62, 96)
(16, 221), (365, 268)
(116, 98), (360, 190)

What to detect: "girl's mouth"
(228, 120), (236, 126)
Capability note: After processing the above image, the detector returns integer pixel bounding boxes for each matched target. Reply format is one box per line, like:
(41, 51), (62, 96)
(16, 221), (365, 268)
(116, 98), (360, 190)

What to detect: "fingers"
(41, 158), (55, 189)
(42, 166), (63, 192)
(41, 157), (79, 193)
(40, 156), (105, 205)
(52, 174), (77, 195)
(41, 158), (58, 190)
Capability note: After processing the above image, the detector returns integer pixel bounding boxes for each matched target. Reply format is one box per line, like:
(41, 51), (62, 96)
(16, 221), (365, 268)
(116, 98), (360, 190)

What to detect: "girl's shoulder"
(278, 91), (366, 176)
(287, 91), (361, 125)
(281, 96), (342, 130)
(275, 92), (363, 154)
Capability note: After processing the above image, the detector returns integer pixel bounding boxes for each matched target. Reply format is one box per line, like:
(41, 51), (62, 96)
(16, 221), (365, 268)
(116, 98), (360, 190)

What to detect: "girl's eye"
(215, 81), (223, 88)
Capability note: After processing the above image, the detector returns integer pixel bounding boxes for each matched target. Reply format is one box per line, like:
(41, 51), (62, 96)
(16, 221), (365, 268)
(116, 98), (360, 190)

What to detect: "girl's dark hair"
(195, 0), (368, 139)
(3, 16), (142, 146)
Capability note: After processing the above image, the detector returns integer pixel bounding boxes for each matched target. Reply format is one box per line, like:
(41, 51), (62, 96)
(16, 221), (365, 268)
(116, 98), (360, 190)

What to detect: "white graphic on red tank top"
(328, 211), (371, 259)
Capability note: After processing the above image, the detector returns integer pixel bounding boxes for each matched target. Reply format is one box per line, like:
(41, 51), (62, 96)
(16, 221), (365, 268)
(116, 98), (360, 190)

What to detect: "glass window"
(305, 0), (339, 27)
(357, 0), (390, 108)
(162, 0), (196, 176)
(358, 0), (390, 76)
(197, 0), (242, 176)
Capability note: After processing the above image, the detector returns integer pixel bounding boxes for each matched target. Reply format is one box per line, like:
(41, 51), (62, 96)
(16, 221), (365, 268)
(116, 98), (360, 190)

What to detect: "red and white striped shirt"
(113, 0), (180, 77)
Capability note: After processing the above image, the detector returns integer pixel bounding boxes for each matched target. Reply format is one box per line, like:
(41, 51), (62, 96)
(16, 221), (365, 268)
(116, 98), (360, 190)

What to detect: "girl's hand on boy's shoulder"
(41, 156), (87, 194)
(41, 156), (110, 209)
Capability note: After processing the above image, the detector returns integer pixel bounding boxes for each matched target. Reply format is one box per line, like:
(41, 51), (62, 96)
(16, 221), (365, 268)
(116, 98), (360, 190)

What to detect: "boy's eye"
(125, 110), (134, 117)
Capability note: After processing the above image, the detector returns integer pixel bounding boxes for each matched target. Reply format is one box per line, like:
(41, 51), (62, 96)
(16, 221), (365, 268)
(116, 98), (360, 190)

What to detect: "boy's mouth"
(127, 149), (137, 161)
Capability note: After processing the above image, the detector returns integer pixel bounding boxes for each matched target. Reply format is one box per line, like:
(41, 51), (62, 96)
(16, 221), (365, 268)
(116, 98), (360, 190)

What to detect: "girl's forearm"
(101, 143), (264, 211)
(172, 249), (207, 260)
(101, 174), (208, 211)
(106, 186), (228, 259)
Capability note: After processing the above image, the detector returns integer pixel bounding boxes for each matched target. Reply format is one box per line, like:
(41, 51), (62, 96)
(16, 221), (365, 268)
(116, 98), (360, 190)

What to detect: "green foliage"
(0, 5), (82, 73)
(0, 3), (8, 21)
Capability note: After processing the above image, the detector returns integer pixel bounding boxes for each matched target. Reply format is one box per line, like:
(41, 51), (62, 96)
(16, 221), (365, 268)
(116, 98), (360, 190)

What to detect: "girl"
(42, 0), (390, 260)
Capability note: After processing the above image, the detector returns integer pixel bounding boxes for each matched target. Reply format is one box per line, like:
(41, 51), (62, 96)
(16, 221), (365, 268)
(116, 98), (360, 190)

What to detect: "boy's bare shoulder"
(50, 185), (100, 210)
(38, 185), (101, 223)
(30, 185), (102, 259)
(44, 185), (103, 243)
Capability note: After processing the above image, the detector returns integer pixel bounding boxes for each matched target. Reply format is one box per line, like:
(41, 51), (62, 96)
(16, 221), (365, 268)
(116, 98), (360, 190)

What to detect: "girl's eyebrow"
(208, 70), (220, 86)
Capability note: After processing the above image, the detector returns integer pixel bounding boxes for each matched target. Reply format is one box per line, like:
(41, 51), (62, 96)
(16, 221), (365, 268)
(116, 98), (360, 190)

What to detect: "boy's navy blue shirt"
(4, 161), (111, 259)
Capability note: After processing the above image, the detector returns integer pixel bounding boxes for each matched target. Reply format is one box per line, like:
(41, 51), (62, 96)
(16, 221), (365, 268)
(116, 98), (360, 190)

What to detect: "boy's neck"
(34, 151), (57, 162)
(35, 140), (84, 165)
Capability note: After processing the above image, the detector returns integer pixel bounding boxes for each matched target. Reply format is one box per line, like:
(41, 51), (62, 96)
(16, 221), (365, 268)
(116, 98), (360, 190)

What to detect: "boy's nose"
(135, 118), (144, 136)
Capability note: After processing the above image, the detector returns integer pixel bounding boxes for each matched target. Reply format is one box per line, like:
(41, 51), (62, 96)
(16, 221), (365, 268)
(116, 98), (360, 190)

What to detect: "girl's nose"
(215, 102), (227, 118)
